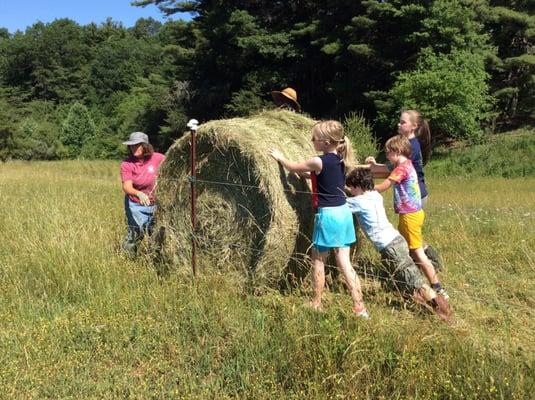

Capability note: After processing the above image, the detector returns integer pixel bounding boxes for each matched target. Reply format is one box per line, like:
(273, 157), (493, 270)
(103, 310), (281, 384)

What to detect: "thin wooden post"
(187, 119), (199, 277)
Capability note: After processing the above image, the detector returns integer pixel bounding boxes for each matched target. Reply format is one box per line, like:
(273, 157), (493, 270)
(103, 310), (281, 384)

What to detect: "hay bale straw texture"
(155, 110), (318, 284)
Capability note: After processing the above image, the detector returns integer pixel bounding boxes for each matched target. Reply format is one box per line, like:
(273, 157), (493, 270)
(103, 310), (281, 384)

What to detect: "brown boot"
(412, 287), (439, 312)
(431, 294), (453, 322)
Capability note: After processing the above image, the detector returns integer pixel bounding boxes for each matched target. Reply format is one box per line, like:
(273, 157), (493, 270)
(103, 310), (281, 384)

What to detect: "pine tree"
(368, 0), (494, 140)
(0, 97), (16, 161)
(60, 102), (96, 158)
(484, 1), (535, 126)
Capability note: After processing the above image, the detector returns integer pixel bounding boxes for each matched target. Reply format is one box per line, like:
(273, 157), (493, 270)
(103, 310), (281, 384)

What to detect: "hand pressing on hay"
(270, 121), (370, 319)
(269, 148), (284, 162)
(270, 148), (313, 179)
(269, 148), (321, 174)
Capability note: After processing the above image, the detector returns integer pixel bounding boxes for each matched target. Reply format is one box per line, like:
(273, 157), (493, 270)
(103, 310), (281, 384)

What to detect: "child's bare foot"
(352, 305), (370, 319)
(306, 301), (323, 312)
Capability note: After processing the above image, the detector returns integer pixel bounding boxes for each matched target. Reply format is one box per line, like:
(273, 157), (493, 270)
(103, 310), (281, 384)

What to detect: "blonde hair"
(403, 109), (431, 165)
(385, 134), (412, 158)
(312, 120), (354, 171)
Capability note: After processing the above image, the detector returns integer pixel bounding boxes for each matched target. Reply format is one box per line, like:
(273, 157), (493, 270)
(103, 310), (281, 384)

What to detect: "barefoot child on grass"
(370, 135), (449, 299)
(270, 120), (369, 318)
(345, 167), (451, 321)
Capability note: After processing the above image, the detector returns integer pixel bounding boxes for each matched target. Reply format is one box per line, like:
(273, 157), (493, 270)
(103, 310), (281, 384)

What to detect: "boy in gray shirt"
(346, 168), (452, 321)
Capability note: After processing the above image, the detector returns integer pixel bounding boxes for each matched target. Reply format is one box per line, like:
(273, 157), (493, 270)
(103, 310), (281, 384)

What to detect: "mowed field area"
(1, 160), (534, 399)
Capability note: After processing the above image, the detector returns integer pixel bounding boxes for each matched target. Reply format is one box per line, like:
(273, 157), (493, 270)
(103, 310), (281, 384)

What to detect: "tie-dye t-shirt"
(388, 159), (422, 214)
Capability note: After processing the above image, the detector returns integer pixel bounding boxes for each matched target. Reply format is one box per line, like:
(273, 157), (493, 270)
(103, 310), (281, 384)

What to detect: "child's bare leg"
(310, 249), (328, 309)
(333, 247), (365, 311)
(410, 247), (438, 284)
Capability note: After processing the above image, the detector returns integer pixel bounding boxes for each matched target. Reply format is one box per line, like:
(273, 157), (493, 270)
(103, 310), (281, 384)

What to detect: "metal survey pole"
(187, 119), (199, 277)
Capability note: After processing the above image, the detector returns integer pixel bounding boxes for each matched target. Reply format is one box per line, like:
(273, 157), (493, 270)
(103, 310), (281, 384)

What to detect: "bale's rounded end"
(154, 111), (317, 285)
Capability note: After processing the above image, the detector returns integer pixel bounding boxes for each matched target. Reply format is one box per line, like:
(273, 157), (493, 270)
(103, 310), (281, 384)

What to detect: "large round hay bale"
(155, 110), (317, 284)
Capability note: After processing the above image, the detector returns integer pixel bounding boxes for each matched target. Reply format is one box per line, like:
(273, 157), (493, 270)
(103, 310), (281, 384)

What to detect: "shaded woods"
(1, 0), (533, 160)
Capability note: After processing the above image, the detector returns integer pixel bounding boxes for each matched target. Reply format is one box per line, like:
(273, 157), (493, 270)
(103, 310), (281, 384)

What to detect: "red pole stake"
(187, 119), (199, 277)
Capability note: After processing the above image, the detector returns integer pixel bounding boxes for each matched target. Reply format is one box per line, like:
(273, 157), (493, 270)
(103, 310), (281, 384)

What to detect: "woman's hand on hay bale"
(365, 156), (377, 165)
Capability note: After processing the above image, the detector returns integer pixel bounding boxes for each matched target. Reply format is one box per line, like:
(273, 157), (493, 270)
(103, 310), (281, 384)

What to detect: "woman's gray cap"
(122, 131), (149, 145)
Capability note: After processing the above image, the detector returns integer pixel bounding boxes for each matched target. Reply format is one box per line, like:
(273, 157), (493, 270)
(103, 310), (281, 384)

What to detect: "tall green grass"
(0, 160), (534, 398)
(429, 128), (535, 178)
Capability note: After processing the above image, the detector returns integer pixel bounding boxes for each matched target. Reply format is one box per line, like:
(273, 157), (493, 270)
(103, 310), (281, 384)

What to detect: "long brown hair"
(312, 120), (354, 172)
(141, 143), (154, 158)
(130, 143), (154, 159)
(404, 109), (431, 165)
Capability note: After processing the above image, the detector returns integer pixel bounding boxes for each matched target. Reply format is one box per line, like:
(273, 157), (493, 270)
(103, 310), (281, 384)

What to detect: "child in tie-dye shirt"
(388, 158), (421, 214)
(373, 135), (448, 298)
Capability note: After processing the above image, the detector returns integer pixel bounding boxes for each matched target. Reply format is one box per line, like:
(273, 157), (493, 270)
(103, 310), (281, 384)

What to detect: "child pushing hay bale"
(154, 110), (318, 285)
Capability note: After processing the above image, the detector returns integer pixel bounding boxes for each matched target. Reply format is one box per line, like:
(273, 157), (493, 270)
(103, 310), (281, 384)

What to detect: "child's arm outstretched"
(365, 156), (390, 179)
(374, 178), (392, 193)
(270, 148), (322, 174)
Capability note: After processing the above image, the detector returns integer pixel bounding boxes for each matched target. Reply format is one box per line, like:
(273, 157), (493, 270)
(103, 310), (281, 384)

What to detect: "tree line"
(1, 0), (533, 160)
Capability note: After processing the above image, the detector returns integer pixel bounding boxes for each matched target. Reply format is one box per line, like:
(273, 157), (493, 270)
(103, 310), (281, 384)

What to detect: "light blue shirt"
(346, 191), (398, 251)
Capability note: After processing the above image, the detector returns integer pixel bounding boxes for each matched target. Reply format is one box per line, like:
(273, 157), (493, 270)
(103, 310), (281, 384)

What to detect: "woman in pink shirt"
(120, 132), (165, 256)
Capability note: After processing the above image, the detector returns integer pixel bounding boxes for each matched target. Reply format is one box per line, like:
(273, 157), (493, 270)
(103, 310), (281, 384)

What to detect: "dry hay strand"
(154, 110), (317, 285)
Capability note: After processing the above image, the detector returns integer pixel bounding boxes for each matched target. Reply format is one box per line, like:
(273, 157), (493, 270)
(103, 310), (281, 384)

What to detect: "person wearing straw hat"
(271, 87), (301, 112)
(120, 131), (165, 256)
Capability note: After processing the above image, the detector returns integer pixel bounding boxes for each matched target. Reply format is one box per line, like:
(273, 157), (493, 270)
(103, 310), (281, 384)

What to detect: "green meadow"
(1, 155), (534, 399)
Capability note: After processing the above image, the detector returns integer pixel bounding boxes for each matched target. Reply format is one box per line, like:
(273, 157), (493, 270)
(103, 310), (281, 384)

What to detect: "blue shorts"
(312, 204), (356, 253)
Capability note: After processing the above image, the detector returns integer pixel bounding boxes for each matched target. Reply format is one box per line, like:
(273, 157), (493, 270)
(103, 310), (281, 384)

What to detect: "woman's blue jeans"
(123, 196), (156, 255)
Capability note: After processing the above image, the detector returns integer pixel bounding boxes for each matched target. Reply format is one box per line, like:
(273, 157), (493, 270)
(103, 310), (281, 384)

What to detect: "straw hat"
(271, 87), (301, 112)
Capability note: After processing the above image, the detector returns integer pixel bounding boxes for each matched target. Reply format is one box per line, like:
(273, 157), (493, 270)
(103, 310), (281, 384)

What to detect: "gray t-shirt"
(346, 191), (398, 251)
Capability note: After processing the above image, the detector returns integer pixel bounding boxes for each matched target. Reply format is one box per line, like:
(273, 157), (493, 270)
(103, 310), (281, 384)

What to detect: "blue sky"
(0, 1), (191, 33)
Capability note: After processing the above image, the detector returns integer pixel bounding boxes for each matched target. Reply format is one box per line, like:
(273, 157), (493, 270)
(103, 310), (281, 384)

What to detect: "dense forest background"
(0, 0), (533, 160)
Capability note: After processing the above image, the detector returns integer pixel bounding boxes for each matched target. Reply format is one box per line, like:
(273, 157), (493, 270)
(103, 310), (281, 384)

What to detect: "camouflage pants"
(379, 235), (425, 294)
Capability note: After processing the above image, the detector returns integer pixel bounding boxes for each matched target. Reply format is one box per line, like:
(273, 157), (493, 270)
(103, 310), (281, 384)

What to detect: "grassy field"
(1, 160), (534, 399)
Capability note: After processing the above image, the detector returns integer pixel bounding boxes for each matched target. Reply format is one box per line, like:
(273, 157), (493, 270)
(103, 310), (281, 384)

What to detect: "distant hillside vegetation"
(428, 129), (535, 178)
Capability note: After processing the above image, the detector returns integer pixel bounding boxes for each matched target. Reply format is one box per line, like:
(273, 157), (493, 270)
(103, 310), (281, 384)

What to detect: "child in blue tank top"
(270, 120), (369, 318)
